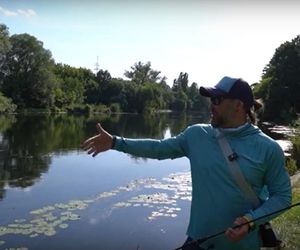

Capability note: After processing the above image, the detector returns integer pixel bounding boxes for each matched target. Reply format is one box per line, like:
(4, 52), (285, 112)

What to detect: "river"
(0, 113), (295, 250)
(0, 113), (209, 250)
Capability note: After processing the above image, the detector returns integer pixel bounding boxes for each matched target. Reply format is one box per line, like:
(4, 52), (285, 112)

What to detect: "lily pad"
(59, 224), (68, 229)
(113, 202), (131, 208)
(44, 229), (56, 236)
(30, 233), (39, 238)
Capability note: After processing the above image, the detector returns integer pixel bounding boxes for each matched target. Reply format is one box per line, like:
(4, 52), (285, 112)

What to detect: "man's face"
(210, 96), (237, 128)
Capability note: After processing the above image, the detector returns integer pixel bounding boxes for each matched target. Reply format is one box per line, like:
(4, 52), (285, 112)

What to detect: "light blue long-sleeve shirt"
(113, 123), (291, 249)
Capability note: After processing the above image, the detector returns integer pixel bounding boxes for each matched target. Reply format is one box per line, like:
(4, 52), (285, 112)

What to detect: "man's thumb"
(96, 123), (104, 134)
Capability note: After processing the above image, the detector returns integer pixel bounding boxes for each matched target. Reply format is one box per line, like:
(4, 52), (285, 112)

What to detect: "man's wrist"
(242, 215), (255, 232)
(111, 136), (116, 149)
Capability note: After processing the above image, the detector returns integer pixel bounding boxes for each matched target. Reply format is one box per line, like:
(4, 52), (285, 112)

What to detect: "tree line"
(253, 35), (300, 124)
(0, 23), (209, 114)
(1, 23), (299, 124)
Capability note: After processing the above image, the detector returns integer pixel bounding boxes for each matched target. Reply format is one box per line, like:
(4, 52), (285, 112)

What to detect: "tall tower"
(94, 56), (99, 73)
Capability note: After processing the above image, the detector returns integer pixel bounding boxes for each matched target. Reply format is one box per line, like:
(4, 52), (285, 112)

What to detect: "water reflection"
(0, 112), (209, 250)
(0, 114), (87, 200)
(0, 112), (209, 199)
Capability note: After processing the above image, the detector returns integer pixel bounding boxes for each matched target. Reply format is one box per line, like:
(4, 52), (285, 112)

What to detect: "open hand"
(82, 123), (113, 157)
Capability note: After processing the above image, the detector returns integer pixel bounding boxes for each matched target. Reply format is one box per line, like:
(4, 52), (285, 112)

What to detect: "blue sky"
(1, 0), (300, 87)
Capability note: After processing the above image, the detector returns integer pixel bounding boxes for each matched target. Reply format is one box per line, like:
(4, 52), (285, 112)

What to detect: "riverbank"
(257, 122), (300, 248)
(260, 121), (300, 177)
(291, 171), (300, 187)
(271, 120), (300, 250)
(261, 122), (298, 156)
(272, 176), (300, 249)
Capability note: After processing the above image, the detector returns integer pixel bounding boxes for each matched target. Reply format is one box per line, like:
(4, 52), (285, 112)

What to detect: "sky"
(1, 0), (300, 87)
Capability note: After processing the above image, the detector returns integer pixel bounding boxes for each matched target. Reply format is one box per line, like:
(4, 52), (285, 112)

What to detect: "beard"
(210, 112), (227, 128)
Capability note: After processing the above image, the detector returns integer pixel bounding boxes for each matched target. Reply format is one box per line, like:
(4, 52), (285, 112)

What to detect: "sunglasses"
(210, 96), (226, 105)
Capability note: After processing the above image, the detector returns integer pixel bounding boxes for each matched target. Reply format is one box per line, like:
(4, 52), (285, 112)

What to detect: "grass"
(272, 180), (300, 249)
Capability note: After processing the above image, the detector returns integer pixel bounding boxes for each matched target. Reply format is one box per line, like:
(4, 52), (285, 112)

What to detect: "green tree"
(53, 64), (91, 106)
(252, 78), (270, 99)
(84, 78), (99, 104)
(258, 35), (300, 123)
(93, 69), (112, 104)
(171, 90), (188, 112)
(99, 78), (124, 105)
(186, 82), (199, 110)
(0, 92), (16, 113)
(120, 83), (138, 112)
(63, 77), (85, 105)
(124, 61), (164, 85)
(188, 82), (198, 99)
(172, 72), (189, 93)
(135, 83), (166, 113)
(3, 33), (55, 108)
(0, 24), (11, 87)
(171, 72), (190, 112)
(96, 69), (111, 85)
(76, 67), (98, 104)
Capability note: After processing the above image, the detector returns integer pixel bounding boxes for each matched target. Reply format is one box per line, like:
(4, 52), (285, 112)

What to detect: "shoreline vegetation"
(273, 175), (300, 249)
(261, 120), (300, 249)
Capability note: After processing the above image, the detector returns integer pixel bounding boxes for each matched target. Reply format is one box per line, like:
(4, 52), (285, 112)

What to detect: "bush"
(0, 92), (17, 113)
(291, 134), (300, 168)
(66, 104), (87, 114)
(109, 103), (121, 113)
(50, 106), (64, 113)
(92, 104), (111, 114)
(286, 157), (298, 175)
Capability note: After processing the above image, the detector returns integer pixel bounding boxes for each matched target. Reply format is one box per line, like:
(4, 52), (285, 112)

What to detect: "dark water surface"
(0, 113), (209, 250)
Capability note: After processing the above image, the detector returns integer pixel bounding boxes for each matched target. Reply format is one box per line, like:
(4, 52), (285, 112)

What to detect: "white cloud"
(0, 5), (36, 17)
(0, 6), (18, 16)
(17, 8), (36, 17)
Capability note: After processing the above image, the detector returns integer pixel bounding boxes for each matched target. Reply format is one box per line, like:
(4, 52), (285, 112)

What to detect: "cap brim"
(199, 87), (226, 97)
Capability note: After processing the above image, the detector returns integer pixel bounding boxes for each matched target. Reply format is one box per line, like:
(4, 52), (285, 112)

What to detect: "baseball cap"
(199, 76), (262, 110)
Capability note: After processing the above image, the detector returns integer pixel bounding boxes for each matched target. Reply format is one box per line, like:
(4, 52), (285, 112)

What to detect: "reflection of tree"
(86, 113), (168, 139)
(86, 112), (210, 141)
(113, 114), (168, 139)
(0, 112), (210, 200)
(0, 114), (89, 200)
(168, 112), (210, 136)
(0, 115), (51, 199)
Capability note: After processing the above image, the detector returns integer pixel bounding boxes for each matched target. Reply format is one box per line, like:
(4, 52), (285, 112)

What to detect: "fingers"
(225, 228), (236, 240)
(225, 227), (243, 242)
(82, 122), (111, 157)
(88, 147), (98, 157)
(233, 217), (246, 227)
(87, 146), (95, 155)
(82, 123), (104, 149)
(82, 135), (98, 149)
(85, 142), (100, 157)
(225, 217), (249, 242)
(92, 150), (99, 157)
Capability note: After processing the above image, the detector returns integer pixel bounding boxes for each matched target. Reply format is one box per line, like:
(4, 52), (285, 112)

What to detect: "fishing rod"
(174, 201), (300, 250)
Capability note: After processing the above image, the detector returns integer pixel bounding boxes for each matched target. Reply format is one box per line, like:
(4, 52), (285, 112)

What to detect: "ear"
(234, 99), (244, 112)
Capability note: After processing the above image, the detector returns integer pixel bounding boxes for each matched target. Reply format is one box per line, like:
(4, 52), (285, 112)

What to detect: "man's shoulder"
(184, 123), (214, 136)
(254, 129), (283, 152)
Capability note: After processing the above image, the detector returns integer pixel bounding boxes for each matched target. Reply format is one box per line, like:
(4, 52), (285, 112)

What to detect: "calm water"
(0, 112), (209, 250)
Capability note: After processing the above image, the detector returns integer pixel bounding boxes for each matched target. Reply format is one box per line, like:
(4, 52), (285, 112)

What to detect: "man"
(82, 76), (291, 250)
